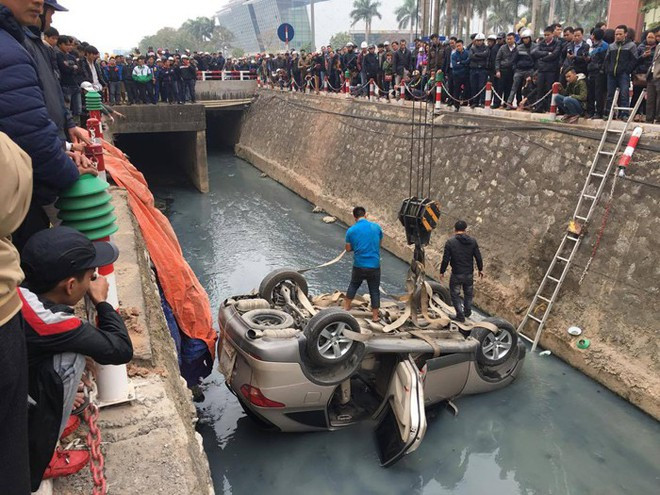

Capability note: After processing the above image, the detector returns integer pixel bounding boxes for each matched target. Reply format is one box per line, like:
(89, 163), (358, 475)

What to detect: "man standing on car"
(343, 207), (383, 322)
(438, 220), (483, 322)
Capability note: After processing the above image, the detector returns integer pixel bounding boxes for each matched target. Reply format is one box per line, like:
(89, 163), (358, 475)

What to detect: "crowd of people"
(257, 22), (658, 124)
(1, 1), (134, 493)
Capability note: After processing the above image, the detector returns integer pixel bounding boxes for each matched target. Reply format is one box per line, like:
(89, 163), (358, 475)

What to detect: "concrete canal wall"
(235, 91), (660, 419)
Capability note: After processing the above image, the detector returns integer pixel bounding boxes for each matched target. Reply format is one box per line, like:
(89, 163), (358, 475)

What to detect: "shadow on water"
(157, 152), (660, 495)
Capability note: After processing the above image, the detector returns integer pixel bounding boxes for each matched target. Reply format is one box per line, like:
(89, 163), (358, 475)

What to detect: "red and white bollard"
(290, 79), (295, 92)
(484, 81), (492, 111)
(618, 126), (643, 177)
(257, 75), (261, 88)
(549, 82), (561, 121)
(400, 84), (406, 104)
(434, 79), (442, 112)
(322, 76), (328, 94)
(369, 79), (374, 100)
(344, 77), (351, 98)
(83, 133), (131, 405)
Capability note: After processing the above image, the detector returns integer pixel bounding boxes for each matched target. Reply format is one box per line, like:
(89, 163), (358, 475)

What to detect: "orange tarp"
(102, 140), (217, 358)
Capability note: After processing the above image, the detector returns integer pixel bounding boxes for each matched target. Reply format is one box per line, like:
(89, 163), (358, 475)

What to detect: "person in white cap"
(468, 33), (489, 107)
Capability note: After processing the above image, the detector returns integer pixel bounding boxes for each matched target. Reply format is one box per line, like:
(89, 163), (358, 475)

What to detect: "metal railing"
(197, 70), (257, 81)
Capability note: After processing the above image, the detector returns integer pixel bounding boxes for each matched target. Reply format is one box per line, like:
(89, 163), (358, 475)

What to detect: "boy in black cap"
(19, 226), (133, 490)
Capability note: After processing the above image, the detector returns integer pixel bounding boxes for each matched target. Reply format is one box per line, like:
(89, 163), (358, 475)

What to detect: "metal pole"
(310, 0), (316, 51)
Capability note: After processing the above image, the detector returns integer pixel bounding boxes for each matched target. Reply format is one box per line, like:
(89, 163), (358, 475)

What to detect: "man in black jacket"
(20, 227), (133, 490)
(439, 220), (484, 322)
(495, 33), (517, 107)
(532, 26), (562, 111)
(468, 33), (489, 107)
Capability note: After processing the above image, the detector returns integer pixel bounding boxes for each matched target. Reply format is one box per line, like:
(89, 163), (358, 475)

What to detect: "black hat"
(21, 227), (119, 292)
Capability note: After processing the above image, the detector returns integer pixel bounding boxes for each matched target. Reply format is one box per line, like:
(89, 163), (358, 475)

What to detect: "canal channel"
(154, 151), (659, 495)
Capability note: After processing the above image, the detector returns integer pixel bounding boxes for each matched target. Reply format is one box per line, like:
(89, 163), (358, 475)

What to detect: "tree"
(445, 0), (453, 36)
(231, 47), (245, 58)
(350, 0), (382, 44)
(395, 0), (421, 40)
(139, 17), (235, 54)
(180, 17), (215, 43)
(329, 31), (353, 48)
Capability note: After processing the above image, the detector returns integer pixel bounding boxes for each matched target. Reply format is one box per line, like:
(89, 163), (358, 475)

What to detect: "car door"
(374, 356), (427, 467)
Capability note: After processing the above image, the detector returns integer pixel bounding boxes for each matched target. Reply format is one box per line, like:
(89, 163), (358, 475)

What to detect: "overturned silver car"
(217, 266), (526, 467)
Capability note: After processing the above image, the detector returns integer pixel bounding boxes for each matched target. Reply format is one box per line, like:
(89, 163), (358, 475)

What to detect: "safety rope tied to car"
(83, 402), (107, 495)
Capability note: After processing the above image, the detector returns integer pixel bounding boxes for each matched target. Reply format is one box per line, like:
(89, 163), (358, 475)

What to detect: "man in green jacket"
(132, 56), (153, 104)
(556, 68), (587, 123)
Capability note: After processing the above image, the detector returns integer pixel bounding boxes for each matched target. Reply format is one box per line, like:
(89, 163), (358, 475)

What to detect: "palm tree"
(350, 0), (382, 44)
(395, 0), (421, 40)
(488, 0), (520, 33)
(181, 17), (215, 43)
(445, 0), (453, 36)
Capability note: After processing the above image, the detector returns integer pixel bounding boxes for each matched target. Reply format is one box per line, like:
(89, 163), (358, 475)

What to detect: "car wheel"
(427, 281), (451, 305)
(241, 309), (295, 330)
(259, 268), (309, 305)
(304, 308), (360, 366)
(471, 317), (518, 366)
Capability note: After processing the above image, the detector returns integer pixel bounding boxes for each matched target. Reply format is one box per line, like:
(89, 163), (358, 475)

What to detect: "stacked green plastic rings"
(56, 174), (117, 240)
(85, 90), (103, 111)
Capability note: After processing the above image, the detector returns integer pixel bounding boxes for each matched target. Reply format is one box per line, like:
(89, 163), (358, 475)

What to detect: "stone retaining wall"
(235, 91), (660, 419)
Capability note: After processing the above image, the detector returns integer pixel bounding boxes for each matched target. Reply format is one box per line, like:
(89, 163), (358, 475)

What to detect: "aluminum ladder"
(518, 88), (646, 350)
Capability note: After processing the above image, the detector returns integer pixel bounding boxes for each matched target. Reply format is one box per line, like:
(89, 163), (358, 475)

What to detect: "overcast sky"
(51, 0), (402, 54)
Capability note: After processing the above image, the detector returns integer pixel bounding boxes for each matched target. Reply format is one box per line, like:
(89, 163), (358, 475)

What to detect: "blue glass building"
(217, 0), (328, 54)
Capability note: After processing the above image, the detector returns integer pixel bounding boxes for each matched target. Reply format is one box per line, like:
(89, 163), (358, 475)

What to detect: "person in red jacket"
(19, 227), (133, 490)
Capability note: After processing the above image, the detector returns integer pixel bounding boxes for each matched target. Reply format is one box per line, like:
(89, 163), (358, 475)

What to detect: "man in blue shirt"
(343, 207), (383, 322)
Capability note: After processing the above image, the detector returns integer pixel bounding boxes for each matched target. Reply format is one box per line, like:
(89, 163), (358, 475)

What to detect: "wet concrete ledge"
(236, 91), (660, 420)
(53, 189), (213, 494)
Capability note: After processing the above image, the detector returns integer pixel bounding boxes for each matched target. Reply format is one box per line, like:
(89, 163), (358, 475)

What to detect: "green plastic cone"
(58, 174), (109, 198)
(55, 191), (112, 211)
(62, 213), (117, 232)
(79, 223), (119, 241)
(57, 203), (115, 222)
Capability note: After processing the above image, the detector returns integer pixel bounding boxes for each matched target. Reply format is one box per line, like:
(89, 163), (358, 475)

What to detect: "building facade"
(217, 0), (326, 54)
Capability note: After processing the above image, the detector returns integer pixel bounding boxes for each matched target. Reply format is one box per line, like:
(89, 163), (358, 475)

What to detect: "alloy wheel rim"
(482, 330), (513, 360)
(317, 322), (353, 360)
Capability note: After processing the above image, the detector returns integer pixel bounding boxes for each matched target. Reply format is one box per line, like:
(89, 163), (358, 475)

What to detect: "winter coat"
(132, 64), (152, 83)
(587, 40), (608, 74)
(635, 42), (656, 75)
(468, 44), (489, 70)
(562, 74), (588, 108)
(81, 58), (107, 87)
(451, 50), (470, 77)
(395, 47), (412, 74)
(488, 43), (499, 71)
(439, 234), (483, 275)
(513, 41), (536, 71)
(561, 41), (589, 75)
(0, 132), (31, 326)
(56, 50), (79, 87)
(363, 52), (379, 79)
(104, 64), (123, 82)
(428, 43), (445, 73)
(604, 40), (638, 77)
(495, 44), (516, 71)
(22, 26), (75, 139)
(532, 39), (561, 72)
(0, 5), (78, 205)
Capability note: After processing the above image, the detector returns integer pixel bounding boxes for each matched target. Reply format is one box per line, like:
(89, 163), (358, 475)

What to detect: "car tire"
(259, 268), (309, 305)
(304, 308), (360, 367)
(241, 309), (295, 330)
(414, 280), (452, 307)
(471, 317), (518, 366)
(427, 281), (452, 305)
